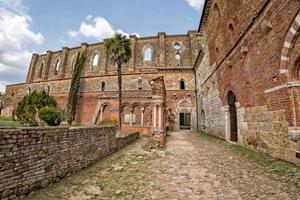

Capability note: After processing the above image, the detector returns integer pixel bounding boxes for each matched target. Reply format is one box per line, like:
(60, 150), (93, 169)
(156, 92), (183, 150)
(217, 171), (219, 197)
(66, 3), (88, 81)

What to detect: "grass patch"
(197, 131), (300, 190)
(0, 116), (22, 127)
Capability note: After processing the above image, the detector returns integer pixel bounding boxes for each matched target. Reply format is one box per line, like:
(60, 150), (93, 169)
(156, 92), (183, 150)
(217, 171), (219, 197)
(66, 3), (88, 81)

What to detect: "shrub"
(98, 119), (118, 126)
(39, 107), (61, 126)
(16, 90), (58, 126)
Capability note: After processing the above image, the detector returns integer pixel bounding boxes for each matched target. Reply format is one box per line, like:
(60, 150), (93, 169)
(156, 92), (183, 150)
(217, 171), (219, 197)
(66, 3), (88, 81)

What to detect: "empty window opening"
(54, 59), (60, 75)
(92, 53), (99, 67)
(144, 47), (152, 61)
(101, 82), (105, 91)
(180, 80), (185, 90)
(176, 52), (181, 60)
(174, 43), (181, 50)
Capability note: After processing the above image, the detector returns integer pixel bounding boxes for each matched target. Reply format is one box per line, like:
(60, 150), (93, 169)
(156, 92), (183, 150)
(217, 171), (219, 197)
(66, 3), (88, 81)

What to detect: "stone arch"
(121, 102), (131, 125)
(222, 84), (238, 105)
(131, 102), (142, 125)
(280, 12), (300, 78)
(101, 103), (112, 121)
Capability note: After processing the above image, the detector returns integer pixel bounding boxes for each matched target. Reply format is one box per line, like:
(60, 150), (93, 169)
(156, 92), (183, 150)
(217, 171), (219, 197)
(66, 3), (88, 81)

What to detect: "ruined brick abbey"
(4, 0), (300, 164)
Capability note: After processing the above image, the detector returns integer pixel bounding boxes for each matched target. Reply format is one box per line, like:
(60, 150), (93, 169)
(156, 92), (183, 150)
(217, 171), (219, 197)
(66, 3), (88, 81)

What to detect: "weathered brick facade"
(0, 126), (139, 199)
(4, 32), (201, 133)
(196, 0), (300, 164)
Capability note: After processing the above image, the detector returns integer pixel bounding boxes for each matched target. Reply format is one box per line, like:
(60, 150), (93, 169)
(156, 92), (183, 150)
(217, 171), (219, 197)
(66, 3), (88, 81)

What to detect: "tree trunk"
(117, 62), (122, 130)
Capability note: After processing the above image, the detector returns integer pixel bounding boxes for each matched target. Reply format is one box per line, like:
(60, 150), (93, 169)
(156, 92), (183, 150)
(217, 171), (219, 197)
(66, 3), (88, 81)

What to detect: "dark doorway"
(228, 91), (238, 142)
(180, 112), (191, 130)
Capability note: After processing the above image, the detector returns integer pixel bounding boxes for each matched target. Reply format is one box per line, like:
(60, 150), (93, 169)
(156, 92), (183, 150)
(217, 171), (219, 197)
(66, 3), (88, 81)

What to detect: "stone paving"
(26, 131), (299, 200)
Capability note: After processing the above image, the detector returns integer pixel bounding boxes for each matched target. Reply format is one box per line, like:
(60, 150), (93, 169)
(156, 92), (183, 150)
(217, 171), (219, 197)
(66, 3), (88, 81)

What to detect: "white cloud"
(186, 0), (205, 12)
(68, 16), (139, 41)
(0, 0), (44, 93)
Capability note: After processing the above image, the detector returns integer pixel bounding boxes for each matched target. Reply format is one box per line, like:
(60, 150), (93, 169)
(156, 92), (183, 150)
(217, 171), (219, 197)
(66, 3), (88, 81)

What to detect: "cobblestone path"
(26, 131), (299, 200)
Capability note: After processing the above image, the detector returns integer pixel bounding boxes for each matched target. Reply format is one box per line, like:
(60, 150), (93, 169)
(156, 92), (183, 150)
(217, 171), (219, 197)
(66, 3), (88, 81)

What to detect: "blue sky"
(0, 0), (204, 91)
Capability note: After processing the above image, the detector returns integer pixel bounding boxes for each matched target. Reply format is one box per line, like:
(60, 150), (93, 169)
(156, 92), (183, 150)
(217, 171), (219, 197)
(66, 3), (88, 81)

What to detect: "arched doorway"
(228, 91), (238, 142)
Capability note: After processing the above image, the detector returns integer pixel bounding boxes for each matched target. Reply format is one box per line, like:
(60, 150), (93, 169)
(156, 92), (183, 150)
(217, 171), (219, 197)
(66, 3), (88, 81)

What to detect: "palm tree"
(105, 33), (132, 129)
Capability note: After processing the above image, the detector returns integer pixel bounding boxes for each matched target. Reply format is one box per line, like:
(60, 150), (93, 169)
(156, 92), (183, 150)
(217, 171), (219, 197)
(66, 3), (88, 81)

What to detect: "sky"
(0, 0), (205, 92)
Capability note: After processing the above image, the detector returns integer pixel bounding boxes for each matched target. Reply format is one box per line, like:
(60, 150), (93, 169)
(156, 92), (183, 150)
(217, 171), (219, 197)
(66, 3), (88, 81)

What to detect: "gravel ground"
(26, 131), (300, 200)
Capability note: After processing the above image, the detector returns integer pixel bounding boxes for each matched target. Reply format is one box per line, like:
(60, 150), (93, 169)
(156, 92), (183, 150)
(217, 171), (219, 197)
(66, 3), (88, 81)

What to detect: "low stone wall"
(0, 126), (139, 199)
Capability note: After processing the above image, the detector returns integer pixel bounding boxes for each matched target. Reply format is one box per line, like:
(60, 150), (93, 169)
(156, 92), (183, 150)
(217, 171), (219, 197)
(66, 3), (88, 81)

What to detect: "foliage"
(98, 119), (118, 126)
(66, 52), (86, 125)
(104, 33), (132, 129)
(39, 107), (62, 126)
(16, 90), (58, 126)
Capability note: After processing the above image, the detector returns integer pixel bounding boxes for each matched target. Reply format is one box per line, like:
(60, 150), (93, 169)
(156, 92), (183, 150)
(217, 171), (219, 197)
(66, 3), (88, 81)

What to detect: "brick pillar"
(61, 47), (70, 78)
(44, 50), (53, 80)
(26, 53), (39, 83)
(130, 34), (137, 72)
(158, 32), (166, 67)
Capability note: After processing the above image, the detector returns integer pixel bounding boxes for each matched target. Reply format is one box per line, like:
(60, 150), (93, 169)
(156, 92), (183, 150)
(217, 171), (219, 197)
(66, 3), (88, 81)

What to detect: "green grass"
(0, 116), (22, 127)
(197, 131), (300, 191)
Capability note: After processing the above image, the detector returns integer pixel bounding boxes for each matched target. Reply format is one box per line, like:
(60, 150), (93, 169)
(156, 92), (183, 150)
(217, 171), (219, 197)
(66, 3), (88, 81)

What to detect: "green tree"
(66, 52), (86, 125)
(16, 90), (58, 126)
(105, 33), (132, 129)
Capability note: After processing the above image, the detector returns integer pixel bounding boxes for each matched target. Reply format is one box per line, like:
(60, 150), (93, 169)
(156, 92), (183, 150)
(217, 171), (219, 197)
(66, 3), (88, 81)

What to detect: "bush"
(16, 90), (59, 126)
(39, 107), (61, 126)
(98, 119), (118, 126)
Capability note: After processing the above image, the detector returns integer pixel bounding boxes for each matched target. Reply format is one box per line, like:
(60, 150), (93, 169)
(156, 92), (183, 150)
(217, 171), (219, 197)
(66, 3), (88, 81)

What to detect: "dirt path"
(26, 131), (299, 200)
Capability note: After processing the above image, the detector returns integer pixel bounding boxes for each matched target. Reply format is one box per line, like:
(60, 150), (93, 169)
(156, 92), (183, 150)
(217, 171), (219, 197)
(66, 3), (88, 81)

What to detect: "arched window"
(175, 52), (181, 60)
(39, 63), (44, 78)
(54, 59), (60, 75)
(180, 80), (185, 90)
(92, 53), (100, 67)
(144, 47), (152, 61)
(174, 43), (181, 50)
(229, 23), (234, 33)
(11, 92), (15, 97)
(100, 82), (105, 91)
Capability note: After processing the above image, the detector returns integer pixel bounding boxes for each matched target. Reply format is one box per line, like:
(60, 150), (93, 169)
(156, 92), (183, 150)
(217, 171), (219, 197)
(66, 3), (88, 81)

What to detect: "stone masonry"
(4, 31), (201, 133)
(196, 0), (300, 165)
(0, 126), (139, 199)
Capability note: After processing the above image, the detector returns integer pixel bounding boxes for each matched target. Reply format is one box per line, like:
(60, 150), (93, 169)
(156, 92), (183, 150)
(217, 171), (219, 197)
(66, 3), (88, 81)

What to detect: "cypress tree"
(66, 52), (86, 125)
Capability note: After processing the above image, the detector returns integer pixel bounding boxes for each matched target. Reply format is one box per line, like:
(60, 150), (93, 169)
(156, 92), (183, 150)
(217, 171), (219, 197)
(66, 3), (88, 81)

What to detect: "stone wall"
(239, 106), (300, 164)
(0, 126), (139, 199)
(196, 0), (300, 164)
